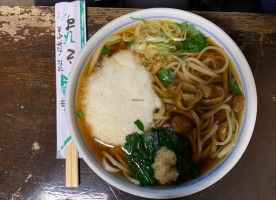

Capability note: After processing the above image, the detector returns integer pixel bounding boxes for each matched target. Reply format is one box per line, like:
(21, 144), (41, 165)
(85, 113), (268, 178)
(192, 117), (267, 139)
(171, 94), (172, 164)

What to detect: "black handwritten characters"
(56, 14), (76, 112)
(57, 59), (63, 72)
(56, 26), (62, 56)
(60, 98), (65, 108)
(66, 15), (75, 31)
(65, 16), (76, 64)
(67, 49), (75, 64)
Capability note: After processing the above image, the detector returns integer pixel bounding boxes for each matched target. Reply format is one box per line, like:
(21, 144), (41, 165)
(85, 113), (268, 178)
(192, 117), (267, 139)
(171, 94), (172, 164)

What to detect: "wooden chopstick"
(66, 142), (79, 187)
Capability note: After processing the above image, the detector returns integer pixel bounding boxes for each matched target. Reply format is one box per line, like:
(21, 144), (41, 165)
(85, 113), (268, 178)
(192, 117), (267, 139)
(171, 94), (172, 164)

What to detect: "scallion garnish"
(134, 119), (144, 131)
(173, 55), (187, 66)
(106, 39), (121, 47)
(130, 17), (149, 28)
(101, 46), (110, 55)
(128, 36), (137, 47)
(76, 111), (83, 118)
(228, 79), (241, 96)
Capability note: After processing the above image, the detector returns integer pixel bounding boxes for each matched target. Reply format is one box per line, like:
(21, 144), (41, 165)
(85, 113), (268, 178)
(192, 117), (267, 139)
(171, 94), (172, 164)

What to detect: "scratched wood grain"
(0, 6), (275, 200)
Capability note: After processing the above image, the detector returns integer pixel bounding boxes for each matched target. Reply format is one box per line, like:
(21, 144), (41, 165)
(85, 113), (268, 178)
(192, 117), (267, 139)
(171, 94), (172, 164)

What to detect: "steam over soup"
(76, 18), (244, 186)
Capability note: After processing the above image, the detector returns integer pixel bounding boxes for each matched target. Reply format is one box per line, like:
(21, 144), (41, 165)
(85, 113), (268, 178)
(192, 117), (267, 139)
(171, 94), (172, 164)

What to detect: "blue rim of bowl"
(73, 15), (248, 190)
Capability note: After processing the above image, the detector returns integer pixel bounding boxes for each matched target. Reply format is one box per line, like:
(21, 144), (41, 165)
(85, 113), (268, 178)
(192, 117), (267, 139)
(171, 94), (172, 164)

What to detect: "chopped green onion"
(128, 40), (135, 47)
(76, 111), (83, 118)
(106, 39), (121, 47)
(134, 119), (144, 131)
(154, 44), (172, 51)
(173, 55), (187, 66)
(228, 79), (241, 96)
(101, 46), (110, 55)
(152, 40), (185, 56)
(231, 110), (236, 132)
(130, 17), (148, 28)
(157, 67), (175, 88)
(128, 36), (137, 47)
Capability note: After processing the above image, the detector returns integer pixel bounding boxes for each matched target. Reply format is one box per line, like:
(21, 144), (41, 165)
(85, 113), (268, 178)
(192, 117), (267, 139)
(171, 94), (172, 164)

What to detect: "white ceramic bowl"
(66, 8), (257, 199)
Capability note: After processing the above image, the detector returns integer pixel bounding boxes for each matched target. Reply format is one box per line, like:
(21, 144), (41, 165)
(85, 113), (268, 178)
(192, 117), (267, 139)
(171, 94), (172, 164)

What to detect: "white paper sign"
(55, 1), (86, 158)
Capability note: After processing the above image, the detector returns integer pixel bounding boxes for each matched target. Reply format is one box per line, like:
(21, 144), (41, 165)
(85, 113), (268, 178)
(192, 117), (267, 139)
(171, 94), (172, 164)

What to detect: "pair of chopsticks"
(66, 142), (79, 187)
(55, 1), (86, 188)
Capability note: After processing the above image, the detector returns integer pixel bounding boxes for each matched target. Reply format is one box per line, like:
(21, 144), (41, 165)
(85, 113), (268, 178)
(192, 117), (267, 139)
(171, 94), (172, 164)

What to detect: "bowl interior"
(66, 8), (257, 199)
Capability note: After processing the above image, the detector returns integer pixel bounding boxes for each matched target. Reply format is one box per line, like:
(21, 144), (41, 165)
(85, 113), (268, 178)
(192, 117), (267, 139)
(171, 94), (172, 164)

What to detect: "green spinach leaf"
(157, 67), (175, 88)
(180, 22), (208, 53)
(124, 128), (200, 186)
(125, 133), (155, 186)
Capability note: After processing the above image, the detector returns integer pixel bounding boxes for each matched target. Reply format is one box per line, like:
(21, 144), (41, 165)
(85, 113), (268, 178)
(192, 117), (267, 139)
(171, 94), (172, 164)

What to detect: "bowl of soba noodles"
(66, 8), (257, 198)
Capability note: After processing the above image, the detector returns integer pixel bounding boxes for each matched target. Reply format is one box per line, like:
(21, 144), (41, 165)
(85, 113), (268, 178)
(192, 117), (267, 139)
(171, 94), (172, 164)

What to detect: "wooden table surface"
(0, 6), (275, 200)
